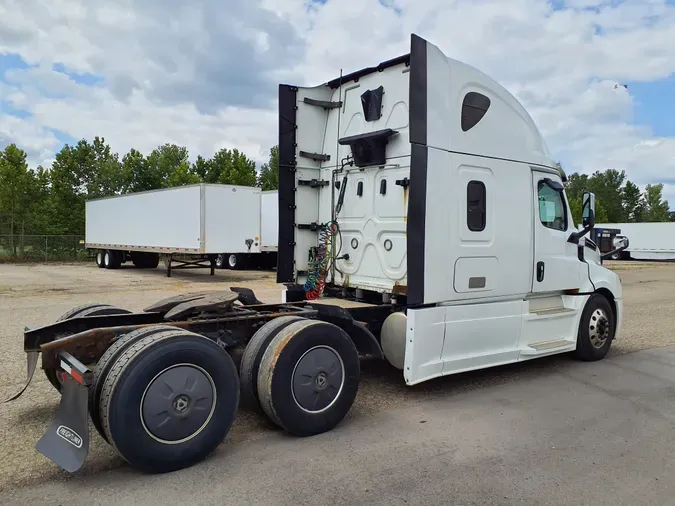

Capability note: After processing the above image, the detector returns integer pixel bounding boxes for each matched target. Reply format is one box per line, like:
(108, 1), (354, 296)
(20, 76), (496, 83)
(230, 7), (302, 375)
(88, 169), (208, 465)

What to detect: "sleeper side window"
(538, 180), (567, 232)
(461, 92), (491, 132)
(467, 180), (486, 231)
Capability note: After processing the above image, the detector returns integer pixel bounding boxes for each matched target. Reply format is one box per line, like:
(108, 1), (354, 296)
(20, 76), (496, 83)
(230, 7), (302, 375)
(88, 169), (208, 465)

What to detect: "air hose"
(304, 221), (340, 300)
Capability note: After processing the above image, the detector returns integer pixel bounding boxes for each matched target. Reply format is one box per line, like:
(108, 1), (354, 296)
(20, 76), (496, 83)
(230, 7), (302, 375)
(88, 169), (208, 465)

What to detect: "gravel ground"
(0, 260), (674, 492)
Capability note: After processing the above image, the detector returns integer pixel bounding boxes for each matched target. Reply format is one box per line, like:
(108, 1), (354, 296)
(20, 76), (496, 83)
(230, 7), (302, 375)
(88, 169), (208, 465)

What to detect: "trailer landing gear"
(163, 254), (217, 278)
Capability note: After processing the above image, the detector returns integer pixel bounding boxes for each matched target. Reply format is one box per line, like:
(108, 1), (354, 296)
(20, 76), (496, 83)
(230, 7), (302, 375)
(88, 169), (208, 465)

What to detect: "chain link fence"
(0, 235), (91, 262)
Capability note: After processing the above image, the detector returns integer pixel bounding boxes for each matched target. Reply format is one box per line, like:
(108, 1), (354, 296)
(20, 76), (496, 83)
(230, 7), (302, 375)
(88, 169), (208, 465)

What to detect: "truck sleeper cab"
(277, 33), (624, 385)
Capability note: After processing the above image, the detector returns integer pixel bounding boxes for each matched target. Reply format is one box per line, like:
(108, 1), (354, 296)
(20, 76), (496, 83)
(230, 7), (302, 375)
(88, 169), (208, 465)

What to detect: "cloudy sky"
(1, 0), (674, 205)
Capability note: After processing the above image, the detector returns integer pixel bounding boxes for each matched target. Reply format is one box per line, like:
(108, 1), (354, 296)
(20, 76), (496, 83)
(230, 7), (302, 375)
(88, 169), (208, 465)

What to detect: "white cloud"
(0, 0), (674, 204)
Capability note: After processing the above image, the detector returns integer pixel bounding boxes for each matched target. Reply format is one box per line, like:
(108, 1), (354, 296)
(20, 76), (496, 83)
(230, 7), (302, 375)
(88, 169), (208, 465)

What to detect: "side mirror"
(601, 234), (630, 261)
(581, 192), (595, 229)
(568, 192), (596, 244)
(613, 236), (629, 250)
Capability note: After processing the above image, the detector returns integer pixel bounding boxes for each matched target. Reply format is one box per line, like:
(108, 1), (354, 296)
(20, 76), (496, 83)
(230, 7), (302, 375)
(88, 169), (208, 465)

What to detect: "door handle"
(536, 261), (545, 282)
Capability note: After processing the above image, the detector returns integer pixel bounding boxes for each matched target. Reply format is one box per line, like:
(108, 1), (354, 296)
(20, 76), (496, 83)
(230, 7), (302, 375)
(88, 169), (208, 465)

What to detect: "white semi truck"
(84, 184), (278, 275)
(595, 222), (675, 261)
(8, 34), (626, 476)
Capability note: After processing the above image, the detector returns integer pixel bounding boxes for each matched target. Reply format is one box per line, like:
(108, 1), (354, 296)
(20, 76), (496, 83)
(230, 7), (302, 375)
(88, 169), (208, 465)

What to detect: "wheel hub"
(173, 394), (190, 413)
(315, 372), (328, 390)
(291, 346), (345, 413)
(589, 308), (610, 349)
(141, 364), (216, 444)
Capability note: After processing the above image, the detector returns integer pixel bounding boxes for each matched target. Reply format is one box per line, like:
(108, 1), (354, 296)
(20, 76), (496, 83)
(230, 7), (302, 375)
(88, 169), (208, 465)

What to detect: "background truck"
(85, 184), (278, 275)
(590, 227), (623, 259)
(7, 33), (625, 477)
(594, 222), (675, 261)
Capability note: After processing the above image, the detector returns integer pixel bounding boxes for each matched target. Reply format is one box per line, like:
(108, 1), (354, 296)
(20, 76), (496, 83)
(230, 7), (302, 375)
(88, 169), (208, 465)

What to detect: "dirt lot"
(1, 260), (674, 492)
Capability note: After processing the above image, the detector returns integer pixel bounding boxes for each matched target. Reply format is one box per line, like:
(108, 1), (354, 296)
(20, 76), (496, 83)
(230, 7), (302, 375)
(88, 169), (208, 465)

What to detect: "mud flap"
(3, 351), (39, 403)
(35, 374), (90, 472)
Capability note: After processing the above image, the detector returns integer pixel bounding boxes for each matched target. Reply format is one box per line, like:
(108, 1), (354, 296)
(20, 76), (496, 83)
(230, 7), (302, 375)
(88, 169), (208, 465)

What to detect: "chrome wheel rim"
(589, 308), (610, 348)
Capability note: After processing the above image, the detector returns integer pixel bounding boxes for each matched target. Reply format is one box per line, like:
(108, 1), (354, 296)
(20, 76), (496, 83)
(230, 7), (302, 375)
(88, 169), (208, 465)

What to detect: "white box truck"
(85, 184), (278, 275)
(595, 222), (675, 260)
(10, 34), (627, 476)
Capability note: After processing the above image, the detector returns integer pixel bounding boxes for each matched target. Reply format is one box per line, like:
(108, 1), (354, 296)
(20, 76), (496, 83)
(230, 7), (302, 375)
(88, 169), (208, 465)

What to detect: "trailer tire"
(143, 252), (160, 269)
(228, 253), (247, 270)
(216, 254), (227, 269)
(239, 316), (306, 411)
(95, 250), (105, 268)
(132, 252), (160, 269)
(573, 294), (615, 362)
(257, 319), (360, 437)
(104, 250), (121, 269)
(89, 325), (183, 442)
(45, 304), (132, 391)
(99, 330), (239, 473)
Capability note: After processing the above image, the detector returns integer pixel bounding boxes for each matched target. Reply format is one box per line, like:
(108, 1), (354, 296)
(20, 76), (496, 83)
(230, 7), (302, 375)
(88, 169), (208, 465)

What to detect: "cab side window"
(538, 181), (567, 231)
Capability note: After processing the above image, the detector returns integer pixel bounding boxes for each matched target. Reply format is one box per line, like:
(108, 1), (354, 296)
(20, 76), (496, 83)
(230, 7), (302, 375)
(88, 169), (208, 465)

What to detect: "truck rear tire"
(99, 330), (240, 473)
(573, 294), (615, 362)
(89, 325), (183, 442)
(256, 319), (360, 437)
(45, 304), (132, 391)
(216, 254), (227, 269)
(239, 316), (306, 411)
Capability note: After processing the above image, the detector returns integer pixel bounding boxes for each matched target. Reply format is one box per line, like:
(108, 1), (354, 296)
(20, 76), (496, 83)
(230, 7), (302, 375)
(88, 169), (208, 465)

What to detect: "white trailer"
(11, 34), (627, 476)
(85, 184), (278, 275)
(595, 222), (675, 260)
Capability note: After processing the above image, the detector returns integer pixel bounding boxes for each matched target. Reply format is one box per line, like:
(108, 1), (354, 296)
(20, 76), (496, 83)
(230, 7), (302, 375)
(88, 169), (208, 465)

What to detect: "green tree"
(167, 161), (201, 187)
(88, 137), (124, 198)
(0, 144), (39, 253)
(143, 144), (191, 190)
(568, 196), (608, 227)
(120, 149), (149, 193)
(191, 155), (212, 182)
(209, 148), (257, 186)
(642, 183), (670, 222)
(23, 165), (53, 235)
(258, 145), (279, 190)
(621, 180), (645, 222)
(586, 169), (626, 222)
(563, 172), (589, 203)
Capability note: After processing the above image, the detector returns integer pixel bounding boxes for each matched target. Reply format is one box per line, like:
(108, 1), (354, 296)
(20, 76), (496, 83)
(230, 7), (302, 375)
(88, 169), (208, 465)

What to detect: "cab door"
(531, 171), (583, 293)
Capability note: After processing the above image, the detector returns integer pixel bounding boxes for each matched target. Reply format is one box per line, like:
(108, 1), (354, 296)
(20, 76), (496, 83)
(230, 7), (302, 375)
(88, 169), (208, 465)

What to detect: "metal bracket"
(303, 97), (343, 109)
(298, 179), (329, 188)
(299, 151), (331, 163)
(297, 222), (321, 231)
(395, 177), (410, 189)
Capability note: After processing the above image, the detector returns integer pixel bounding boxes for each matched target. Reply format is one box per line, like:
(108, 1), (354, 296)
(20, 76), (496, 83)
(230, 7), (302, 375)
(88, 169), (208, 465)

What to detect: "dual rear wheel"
(90, 328), (239, 473)
(94, 250), (159, 269)
(240, 318), (361, 437)
(84, 316), (359, 473)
